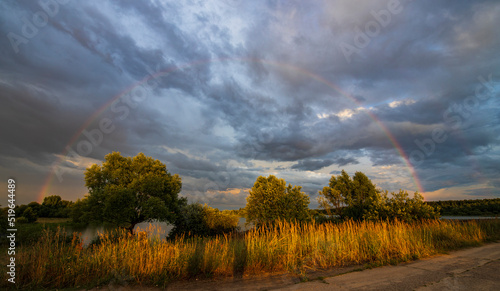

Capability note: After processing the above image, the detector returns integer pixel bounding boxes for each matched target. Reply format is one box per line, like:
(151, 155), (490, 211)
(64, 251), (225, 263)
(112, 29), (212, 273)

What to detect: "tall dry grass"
(5, 219), (499, 289)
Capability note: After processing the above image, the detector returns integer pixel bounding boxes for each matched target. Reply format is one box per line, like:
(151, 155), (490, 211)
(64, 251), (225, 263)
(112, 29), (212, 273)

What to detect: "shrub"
(170, 203), (239, 237)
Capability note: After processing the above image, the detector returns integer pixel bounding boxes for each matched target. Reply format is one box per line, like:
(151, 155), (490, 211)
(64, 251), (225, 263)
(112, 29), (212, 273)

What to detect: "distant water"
(440, 216), (498, 220)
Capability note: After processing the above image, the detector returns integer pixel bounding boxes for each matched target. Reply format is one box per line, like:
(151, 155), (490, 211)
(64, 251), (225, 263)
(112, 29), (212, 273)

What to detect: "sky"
(1, 0), (499, 209)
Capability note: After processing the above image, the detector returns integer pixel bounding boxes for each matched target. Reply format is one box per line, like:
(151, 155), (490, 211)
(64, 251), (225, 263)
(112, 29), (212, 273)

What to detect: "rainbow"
(38, 57), (424, 202)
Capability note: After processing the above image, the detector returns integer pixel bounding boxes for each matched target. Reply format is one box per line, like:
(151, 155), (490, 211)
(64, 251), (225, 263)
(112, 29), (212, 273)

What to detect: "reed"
(4, 219), (499, 289)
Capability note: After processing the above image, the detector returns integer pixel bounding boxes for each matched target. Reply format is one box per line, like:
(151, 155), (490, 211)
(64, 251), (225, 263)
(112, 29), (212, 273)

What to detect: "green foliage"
(19, 196), (73, 218)
(318, 170), (440, 222)
(317, 186), (342, 217)
(426, 198), (500, 216)
(22, 206), (38, 223)
(318, 170), (380, 220)
(170, 203), (239, 237)
(27, 201), (41, 216)
(17, 199), (71, 220)
(40, 195), (72, 217)
(43, 195), (63, 207)
(70, 198), (89, 224)
(363, 190), (440, 221)
(78, 152), (186, 232)
(245, 175), (310, 227)
(16, 204), (28, 218)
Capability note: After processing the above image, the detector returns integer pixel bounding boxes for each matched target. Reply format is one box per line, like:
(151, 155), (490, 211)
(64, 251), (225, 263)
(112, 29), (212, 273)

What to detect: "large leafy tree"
(245, 175), (310, 227)
(82, 152), (186, 233)
(318, 170), (380, 220)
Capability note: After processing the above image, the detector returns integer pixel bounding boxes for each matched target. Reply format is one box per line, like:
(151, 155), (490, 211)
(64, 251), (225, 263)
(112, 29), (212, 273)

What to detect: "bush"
(170, 203), (239, 237)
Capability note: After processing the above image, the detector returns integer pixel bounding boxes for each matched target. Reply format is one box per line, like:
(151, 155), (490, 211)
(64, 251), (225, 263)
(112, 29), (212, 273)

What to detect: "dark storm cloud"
(291, 156), (359, 171)
(464, 188), (500, 197)
(291, 159), (335, 171)
(1, 0), (499, 205)
(368, 149), (403, 167)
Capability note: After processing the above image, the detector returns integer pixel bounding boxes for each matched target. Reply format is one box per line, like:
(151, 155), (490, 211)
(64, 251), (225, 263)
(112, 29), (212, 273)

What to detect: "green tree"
(383, 190), (440, 221)
(320, 170), (440, 222)
(245, 175), (310, 227)
(318, 170), (380, 220)
(317, 186), (342, 217)
(22, 207), (38, 223)
(81, 152), (186, 233)
(43, 195), (62, 207)
(70, 198), (89, 224)
(39, 195), (72, 217)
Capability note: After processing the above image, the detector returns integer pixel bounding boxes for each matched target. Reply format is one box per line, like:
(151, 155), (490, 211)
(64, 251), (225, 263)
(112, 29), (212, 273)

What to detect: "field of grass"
(3, 219), (500, 289)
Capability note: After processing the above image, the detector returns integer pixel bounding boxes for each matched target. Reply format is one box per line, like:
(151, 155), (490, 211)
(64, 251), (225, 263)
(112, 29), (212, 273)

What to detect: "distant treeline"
(1, 195), (72, 223)
(425, 198), (500, 216)
(311, 198), (500, 217)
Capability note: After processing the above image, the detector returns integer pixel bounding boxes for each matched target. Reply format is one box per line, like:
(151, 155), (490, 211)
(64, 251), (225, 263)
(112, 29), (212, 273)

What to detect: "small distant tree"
(80, 152), (186, 233)
(245, 175), (310, 227)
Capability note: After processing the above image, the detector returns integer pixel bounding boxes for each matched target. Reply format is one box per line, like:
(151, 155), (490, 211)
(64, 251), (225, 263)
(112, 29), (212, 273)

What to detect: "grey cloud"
(464, 188), (500, 197)
(291, 159), (335, 171)
(1, 0), (499, 206)
(291, 156), (359, 171)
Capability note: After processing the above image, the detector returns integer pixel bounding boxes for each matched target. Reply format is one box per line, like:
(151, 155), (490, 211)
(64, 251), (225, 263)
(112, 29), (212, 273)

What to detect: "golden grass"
(4, 219), (499, 289)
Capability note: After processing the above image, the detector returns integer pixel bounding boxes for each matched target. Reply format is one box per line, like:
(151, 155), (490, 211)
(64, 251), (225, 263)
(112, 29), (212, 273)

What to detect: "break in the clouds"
(1, 0), (499, 208)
